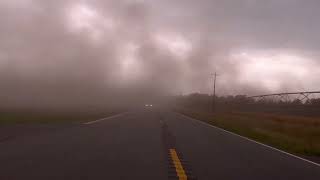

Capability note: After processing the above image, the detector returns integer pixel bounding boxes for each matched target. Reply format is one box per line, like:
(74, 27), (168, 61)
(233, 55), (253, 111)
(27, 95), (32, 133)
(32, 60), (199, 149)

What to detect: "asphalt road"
(0, 109), (319, 179)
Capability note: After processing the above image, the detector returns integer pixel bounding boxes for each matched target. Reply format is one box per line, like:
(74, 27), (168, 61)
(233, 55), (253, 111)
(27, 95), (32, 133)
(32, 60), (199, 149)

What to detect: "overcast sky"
(1, 0), (320, 108)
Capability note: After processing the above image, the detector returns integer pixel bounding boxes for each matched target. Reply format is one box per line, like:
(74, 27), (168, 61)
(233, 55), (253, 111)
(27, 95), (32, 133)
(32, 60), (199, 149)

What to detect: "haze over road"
(0, 109), (319, 180)
(2, 1), (320, 179)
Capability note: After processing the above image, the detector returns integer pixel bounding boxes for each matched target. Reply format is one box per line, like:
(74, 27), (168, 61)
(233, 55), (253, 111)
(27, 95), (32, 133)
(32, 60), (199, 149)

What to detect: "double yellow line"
(169, 149), (188, 180)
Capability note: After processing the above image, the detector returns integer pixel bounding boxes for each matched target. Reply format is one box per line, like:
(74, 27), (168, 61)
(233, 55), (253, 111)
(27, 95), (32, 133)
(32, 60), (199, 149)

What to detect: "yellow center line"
(169, 149), (188, 180)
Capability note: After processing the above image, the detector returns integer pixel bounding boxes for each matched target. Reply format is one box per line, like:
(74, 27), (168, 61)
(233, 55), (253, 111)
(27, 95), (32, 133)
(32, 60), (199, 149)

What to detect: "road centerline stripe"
(162, 120), (197, 179)
(169, 148), (188, 180)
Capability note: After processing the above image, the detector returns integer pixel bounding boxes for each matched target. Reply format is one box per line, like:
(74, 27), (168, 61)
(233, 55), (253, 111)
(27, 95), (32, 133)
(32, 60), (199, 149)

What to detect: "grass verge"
(176, 108), (320, 157)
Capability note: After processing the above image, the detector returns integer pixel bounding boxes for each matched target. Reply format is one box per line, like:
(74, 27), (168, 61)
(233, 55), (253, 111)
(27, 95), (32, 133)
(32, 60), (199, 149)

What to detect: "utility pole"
(212, 72), (218, 112)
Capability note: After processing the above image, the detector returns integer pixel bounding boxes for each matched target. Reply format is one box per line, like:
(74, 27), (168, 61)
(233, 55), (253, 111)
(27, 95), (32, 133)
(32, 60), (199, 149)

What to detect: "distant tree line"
(175, 93), (320, 116)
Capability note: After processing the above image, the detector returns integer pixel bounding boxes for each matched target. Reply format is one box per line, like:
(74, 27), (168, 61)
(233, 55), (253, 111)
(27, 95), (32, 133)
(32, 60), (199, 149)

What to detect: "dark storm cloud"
(1, 0), (320, 109)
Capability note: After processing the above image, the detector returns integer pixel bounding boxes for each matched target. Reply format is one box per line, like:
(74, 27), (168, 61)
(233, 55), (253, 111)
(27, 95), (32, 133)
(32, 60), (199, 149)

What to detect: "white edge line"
(83, 112), (127, 125)
(176, 112), (320, 167)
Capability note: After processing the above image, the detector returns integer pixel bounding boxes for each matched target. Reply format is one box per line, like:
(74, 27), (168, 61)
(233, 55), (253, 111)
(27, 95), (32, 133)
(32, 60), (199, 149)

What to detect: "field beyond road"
(177, 108), (320, 158)
(0, 108), (124, 125)
(0, 108), (125, 143)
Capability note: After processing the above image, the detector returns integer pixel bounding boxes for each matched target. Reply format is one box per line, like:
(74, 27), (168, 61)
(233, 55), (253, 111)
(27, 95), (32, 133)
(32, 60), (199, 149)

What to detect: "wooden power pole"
(212, 72), (218, 112)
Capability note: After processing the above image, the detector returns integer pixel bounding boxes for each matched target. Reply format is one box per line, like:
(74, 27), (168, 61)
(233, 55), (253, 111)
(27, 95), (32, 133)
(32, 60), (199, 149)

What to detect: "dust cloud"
(1, 0), (320, 110)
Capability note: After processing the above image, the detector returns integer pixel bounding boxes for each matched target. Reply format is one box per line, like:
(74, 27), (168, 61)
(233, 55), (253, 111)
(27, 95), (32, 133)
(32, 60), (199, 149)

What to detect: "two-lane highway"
(0, 109), (319, 179)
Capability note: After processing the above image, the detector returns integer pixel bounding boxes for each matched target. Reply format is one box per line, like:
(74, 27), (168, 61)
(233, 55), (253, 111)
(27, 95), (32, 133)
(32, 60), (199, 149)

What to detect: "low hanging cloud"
(1, 0), (320, 109)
